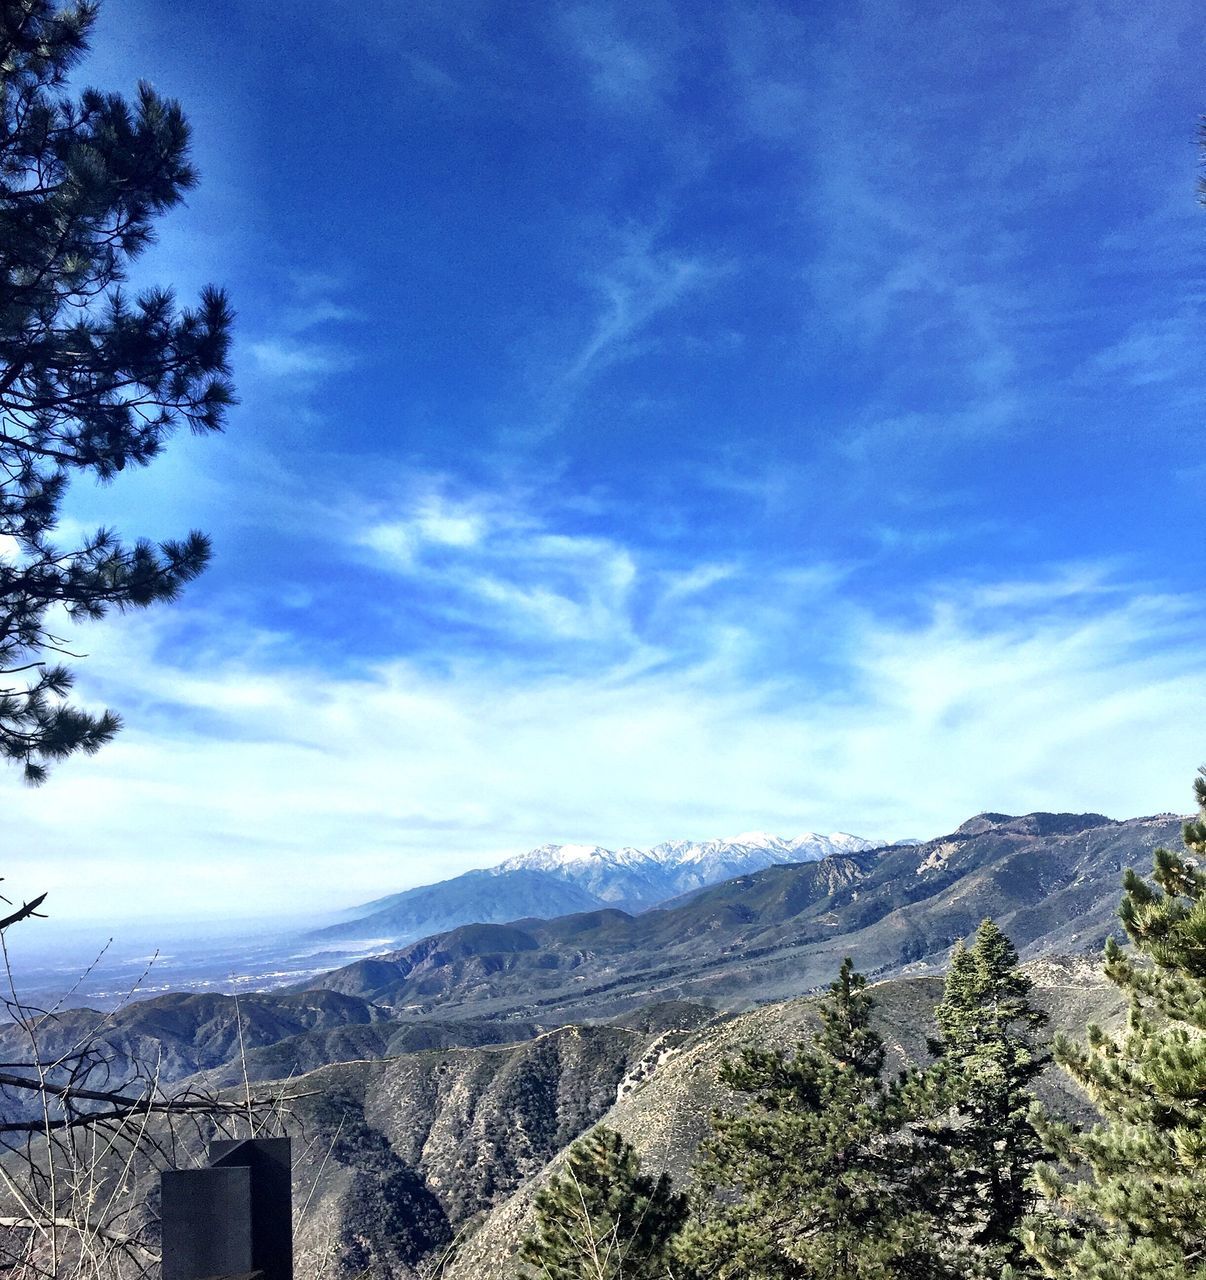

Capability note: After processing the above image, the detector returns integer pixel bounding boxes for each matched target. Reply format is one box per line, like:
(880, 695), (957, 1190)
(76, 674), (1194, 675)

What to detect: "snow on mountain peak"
(725, 831), (792, 849)
(484, 827), (885, 912)
(499, 843), (611, 872)
(499, 830), (880, 875)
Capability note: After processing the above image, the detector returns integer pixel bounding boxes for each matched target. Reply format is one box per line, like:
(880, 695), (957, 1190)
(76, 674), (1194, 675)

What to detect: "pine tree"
(926, 919), (1048, 1275)
(677, 958), (955, 1280)
(520, 1126), (686, 1280)
(1023, 768), (1206, 1279)
(0, 0), (234, 781)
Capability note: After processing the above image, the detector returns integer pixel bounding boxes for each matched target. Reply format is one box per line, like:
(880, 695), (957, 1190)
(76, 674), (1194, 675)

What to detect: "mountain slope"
(0, 988), (539, 1110)
(313, 868), (605, 947)
(497, 832), (876, 908)
(314, 832), (877, 947)
(5, 810), (1175, 1124)
(277, 959), (1121, 1279)
(285, 1022), (654, 1278)
(441, 957), (1123, 1280)
(305, 812), (1182, 1024)
(16, 960), (1120, 1280)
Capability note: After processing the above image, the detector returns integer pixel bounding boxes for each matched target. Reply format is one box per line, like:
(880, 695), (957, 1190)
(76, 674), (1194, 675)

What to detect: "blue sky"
(4, 0), (1205, 921)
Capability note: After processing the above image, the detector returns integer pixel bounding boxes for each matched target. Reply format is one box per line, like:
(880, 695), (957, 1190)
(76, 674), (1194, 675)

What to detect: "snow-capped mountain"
(313, 830), (885, 947)
(498, 833), (877, 908)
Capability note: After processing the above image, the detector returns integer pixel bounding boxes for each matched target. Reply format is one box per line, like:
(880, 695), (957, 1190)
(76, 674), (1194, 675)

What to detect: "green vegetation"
(674, 957), (956, 1280)
(520, 1126), (686, 1280)
(0, 0), (234, 781)
(0, 4), (243, 1267)
(1024, 769), (1206, 1278)
(656, 774), (1206, 1280)
(927, 919), (1048, 1275)
(515, 925), (1058, 1279)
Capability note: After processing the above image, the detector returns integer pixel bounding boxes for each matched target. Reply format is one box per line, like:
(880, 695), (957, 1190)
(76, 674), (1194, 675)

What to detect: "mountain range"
(306, 811), (1180, 1026)
(6, 809), (1179, 1101)
(431, 957), (1123, 1280)
(2, 807), (1188, 1279)
(313, 830), (880, 947)
(78, 962), (1127, 1280)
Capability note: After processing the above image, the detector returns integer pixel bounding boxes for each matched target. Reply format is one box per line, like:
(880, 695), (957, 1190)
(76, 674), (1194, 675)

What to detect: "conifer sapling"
(520, 1126), (686, 1280)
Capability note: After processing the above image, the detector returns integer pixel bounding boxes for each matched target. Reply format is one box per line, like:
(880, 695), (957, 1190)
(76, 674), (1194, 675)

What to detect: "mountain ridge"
(305, 810), (1181, 1024)
(314, 830), (882, 947)
(4, 808), (1175, 1118)
(273, 959), (1126, 1279)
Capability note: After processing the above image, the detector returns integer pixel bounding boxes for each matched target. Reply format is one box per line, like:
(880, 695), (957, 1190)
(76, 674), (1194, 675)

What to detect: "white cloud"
(403, 53), (459, 93)
(567, 236), (713, 385)
(241, 273), (360, 388)
(1084, 309), (1205, 387)
(353, 484), (647, 648)
(358, 493), (491, 569)
(246, 337), (351, 380)
(561, 3), (681, 111)
(515, 225), (728, 438)
(566, 10), (658, 105)
(958, 563), (1124, 610)
(2, 556), (1202, 923)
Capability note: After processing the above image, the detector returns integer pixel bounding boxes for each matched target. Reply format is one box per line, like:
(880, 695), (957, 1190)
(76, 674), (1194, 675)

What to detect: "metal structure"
(161, 1137), (292, 1280)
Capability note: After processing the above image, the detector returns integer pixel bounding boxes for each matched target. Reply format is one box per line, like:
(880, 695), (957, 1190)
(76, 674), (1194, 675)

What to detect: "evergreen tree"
(926, 918), (1048, 1275)
(1023, 768), (1206, 1279)
(0, 0), (234, 781)
(520, 1126), (686, 1280)
(677, 958), (954, 1280)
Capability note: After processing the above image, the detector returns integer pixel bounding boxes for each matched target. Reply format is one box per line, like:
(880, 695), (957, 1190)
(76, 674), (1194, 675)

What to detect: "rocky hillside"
(277, 959), (1123, 1279)
(0, 963), (1125, 1280)
(285, 1021), (653, 1278)
(0, 988), (543, 1123)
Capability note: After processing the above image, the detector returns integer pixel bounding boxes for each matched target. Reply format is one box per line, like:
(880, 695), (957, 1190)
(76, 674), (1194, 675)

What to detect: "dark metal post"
(211, 1137), (293, 1280)
(161, 1165), (253, 1280)
(160, 1137), (292, 1280)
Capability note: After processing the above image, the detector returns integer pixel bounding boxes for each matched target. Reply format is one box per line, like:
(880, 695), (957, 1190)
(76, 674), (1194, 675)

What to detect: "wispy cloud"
(24, 0), (1204, 937)
(715, 0), (1203, 471)
(246, 337), (351, 380)
(403, 52), (459, 93)
(348, 477), (853, 668)
(1083, 308), (1205, 388)
(355, 485), (654, 654)
(4, 555), (1202, 920)
(519, 226), (728, 437)
(562, 4), (667, 109)
(243, 274), (360, 383)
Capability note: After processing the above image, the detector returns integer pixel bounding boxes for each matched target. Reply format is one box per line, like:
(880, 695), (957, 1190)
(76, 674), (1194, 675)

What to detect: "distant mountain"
(313, 830), (878, 946)
(307, 811), (1184, 1023)
(314, 867), (604, 948)
(15, 809), (1179, 1135)
(45, 809), (1180, 1280)
(500, 831), (876, 906)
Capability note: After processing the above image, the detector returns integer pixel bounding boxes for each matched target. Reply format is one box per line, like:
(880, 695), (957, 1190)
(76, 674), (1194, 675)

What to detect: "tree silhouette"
(0, 0), (234, 781)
